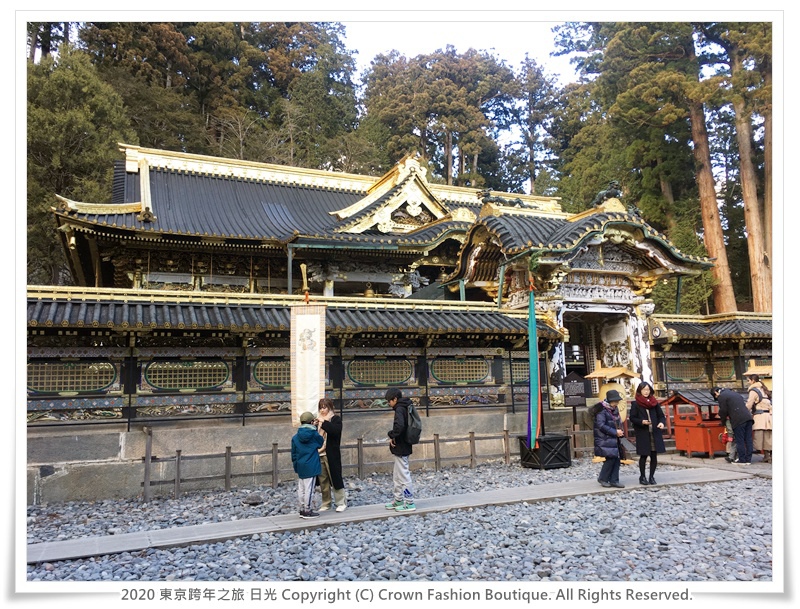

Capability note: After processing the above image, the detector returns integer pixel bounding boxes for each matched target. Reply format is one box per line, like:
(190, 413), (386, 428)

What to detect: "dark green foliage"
(362, 46), (517, 185)
(27, 48), (137, 284)
(648, 198), (714, 315)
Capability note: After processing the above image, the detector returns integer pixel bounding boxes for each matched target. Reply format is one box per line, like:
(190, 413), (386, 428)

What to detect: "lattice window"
(502, 360), (530, 383)
(144, 360), (230, 390)
(253, 359), (291, 388)
(430, 357), (490, 384)
(665, 360), (707, 381)
(27, 361), (117, 393)
(347, 359), (413, 386)
(587, 328), (599, 395)
(712, 359), (736, 381)
(754, 358), (772, 367)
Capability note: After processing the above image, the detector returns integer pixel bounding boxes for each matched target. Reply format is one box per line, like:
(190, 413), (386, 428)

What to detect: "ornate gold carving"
(630, 276), (659, 296)
(540, 265), (570, 292)
(449, 207), (477, 223)
(598, 198), (626, 213)
(605, 227), (637, 246)
(136, 207), (157, 223)
(54, 194), (144, 215)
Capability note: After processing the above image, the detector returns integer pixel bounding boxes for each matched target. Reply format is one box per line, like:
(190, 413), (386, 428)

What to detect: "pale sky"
(340, 20), (578, 84)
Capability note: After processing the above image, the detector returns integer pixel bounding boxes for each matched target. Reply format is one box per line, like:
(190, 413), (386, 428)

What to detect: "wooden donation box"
(519, 435), (572, 469)
(662, 390), (726, 458)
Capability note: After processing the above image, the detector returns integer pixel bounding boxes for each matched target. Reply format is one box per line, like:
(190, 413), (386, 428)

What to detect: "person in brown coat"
(315, 398), (347, 511)
(745, 375), (773, 463)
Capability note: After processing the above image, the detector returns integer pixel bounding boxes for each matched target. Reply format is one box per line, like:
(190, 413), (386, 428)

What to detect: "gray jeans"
(392, 455), (414, 502)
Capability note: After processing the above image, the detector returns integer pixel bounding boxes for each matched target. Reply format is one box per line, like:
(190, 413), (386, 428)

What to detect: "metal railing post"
(503, 429), (510, 465)
(271, 442), (279, 489)
(357, 437), (364, 479)
(174, 450), (182, 499)
(469, 432), (476, 468)
(433, 433), (441, 471)
(143, 427), (152, 503)
(225, 446), (232, 491)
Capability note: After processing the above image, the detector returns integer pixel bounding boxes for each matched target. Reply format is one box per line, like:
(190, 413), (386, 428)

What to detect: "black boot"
(648, 475), (656, 485)
(639, 475), (649, 485)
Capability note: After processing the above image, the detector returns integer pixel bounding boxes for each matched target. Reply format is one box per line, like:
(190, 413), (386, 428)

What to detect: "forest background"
(25, 20), (775, 316)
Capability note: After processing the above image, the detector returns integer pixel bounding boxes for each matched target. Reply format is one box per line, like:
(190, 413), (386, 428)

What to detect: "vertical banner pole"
(527, 257), (542, 449)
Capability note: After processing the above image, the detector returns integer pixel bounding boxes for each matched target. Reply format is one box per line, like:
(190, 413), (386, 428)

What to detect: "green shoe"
(395, 502), (416, 512)
(385, 500), (403, 510)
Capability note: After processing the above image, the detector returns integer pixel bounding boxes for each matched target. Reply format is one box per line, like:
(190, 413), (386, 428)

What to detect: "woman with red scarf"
(629, 382), (667, 485)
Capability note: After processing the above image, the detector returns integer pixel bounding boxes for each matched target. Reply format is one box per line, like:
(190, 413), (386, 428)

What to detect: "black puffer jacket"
(593, 402), (621, 459)
(717, 389), (753, 429)
(388, 397), (413, 456)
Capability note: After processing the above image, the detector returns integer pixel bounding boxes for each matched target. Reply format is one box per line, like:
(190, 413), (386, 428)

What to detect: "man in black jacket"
(384, 387), (415, 512)
(711, 387), (754, 464)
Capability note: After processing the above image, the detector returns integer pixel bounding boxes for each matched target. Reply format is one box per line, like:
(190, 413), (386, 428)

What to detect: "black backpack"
(405, 402), (422, 445)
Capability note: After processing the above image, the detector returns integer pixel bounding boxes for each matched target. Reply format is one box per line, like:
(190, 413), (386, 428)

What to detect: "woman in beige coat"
(746, 375), (772, 463)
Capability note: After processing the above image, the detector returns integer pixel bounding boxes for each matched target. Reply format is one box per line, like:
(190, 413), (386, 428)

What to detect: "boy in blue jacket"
(291, 411), (324, 518)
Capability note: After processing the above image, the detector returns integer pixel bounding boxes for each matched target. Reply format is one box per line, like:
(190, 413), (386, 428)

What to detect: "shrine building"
(25, 144), (771, 502)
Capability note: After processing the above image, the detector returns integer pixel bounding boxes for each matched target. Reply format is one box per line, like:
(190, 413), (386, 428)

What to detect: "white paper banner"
(290, 305), (326, 427)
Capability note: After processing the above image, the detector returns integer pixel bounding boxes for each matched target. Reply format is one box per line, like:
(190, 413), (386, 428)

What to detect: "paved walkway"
(27, 456), (769, 564)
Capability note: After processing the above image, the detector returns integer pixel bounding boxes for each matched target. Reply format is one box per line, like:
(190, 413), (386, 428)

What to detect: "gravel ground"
(26, 459), (773, 582)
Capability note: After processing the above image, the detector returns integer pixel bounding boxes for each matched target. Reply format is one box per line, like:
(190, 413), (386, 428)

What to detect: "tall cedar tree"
(553, 22), (737, 313)
(27, 48), (137, 284)
(363, 47), (516, 186)
(697, 23), (771, 312)
(511, 56), (558, 194)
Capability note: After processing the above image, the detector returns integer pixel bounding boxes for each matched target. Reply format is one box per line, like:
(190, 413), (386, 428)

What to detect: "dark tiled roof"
(88, 168), (366, 241)
(478, 214), (566, 251)
(662, 319), (772, 339)
(476, 210), (708, 266)
(61, 166), (476, 248)
(27, 295), (560, 338)
(664, 388), (749, 407)
(664, 389), (718, 407)
(396, 221), (475, 244)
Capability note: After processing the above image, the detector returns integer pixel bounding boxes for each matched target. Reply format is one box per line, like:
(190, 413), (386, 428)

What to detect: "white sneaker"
(318, 505), (330, 512)
(335, 505), (347, 512)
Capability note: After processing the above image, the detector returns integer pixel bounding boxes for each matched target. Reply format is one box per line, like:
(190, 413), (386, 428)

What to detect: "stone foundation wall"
(26, 408), (581, 505)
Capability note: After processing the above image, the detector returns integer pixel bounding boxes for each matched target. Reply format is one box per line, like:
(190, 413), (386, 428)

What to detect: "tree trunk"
(731, 50), (770, 311)
(688, 99), (738, 313)
(658, 176), (678, 233)
(40, 24), (52, 57)
(685, 40), (737, 313)
(445, 131), (453, 185)
(761, 68), (772, 284)
(28, 24), (38, 62)
(528, 140), (536, 194)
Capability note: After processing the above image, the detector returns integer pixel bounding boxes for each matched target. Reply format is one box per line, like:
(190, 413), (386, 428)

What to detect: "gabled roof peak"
(567, 197), (627, 222)
(330, 153), (456, 234)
